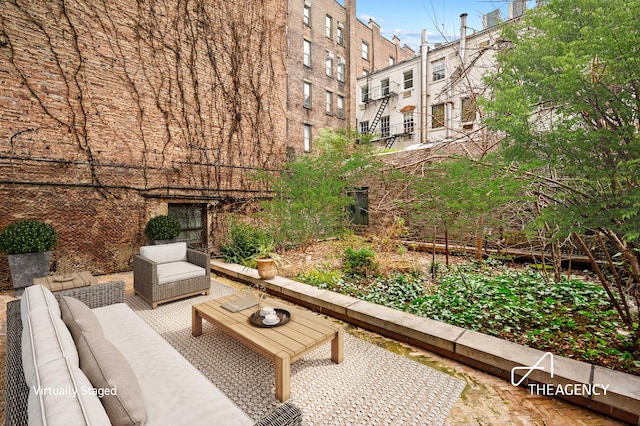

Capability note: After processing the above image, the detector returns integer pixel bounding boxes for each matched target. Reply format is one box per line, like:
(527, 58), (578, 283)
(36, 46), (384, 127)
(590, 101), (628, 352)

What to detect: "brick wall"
(0, 0), (287, 286)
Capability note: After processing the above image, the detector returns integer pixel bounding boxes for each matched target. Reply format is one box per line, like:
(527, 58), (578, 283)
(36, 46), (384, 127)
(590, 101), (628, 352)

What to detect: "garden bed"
(279, 238), (640, 376)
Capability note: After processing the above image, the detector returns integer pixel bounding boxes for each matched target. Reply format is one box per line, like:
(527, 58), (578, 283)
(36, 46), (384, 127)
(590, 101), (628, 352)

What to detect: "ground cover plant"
(294, 246), (640, 376)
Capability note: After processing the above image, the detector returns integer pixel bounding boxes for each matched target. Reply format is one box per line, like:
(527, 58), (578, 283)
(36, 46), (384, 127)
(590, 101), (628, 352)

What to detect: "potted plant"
(144, 215), (181, 244)
(0, 219), (57, 290)
(250, 237), (285, 280)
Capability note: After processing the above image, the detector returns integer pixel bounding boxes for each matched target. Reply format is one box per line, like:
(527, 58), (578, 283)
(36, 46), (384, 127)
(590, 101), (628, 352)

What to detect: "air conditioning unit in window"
(337, 57), (346, 65)
(304, 0), (311, 6)
(326, 52), (335, 60)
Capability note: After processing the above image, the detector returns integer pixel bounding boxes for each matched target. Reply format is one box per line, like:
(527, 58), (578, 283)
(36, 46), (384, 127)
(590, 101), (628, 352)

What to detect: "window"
(362, 41), (369, 60)
(325, 53), (333, 77)
(303, 124), (312, 152)
(347, 188), (369, 226)
(381, 79), (389, 96)
(168, 204), (205, 247)
(337, 95), (344, 119)
(337, 24), (344, 45)
(303, 81), (312, 108)
(359, 120), (369, 135)
(403, 70), (413, 89)
(380, 116), (390, 137)
(432, 103), (445, 128)
(303, 4), (310, 26)
(326, 15), (333, 39)
(303, 40), (311, 67)
(337, 58), (345, 82)
(389, 57), (395, 66)
(325, 91), (332, 115)
(403, 112), (414, 134)
(432, 61), (445, 81)
(286, 146), (296, 162)
(461, 97), (476, 122)
(361, 86), (369, 103)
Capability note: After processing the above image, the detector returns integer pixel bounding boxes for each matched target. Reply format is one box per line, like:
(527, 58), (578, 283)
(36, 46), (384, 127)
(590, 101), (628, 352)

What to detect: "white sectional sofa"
(5, 282), (301, 426)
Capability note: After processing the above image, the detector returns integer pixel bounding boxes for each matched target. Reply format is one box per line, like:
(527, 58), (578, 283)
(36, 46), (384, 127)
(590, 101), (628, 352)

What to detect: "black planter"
(7, 251), (52, 289)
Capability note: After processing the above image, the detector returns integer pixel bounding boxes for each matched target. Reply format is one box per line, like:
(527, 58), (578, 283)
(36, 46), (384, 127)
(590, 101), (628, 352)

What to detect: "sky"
(356, 0), (538, 52)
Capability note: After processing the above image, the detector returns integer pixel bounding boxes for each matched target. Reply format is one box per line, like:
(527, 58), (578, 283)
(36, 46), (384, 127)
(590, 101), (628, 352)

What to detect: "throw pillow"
(76, 331), (147, 426)
(60, 296), (104, 343)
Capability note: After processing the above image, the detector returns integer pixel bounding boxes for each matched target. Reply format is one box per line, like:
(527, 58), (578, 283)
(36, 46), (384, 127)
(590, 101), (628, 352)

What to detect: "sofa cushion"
(22, 307), (79, 388)
(27, 357), (111, 426)
(60, 296), (104, 343)
(139, 242), (187, 265)
(156, 261), (206, 285)
(21, 284), (61, 321)
(93, 303), (253, 425)
(77, 331), (147, 426)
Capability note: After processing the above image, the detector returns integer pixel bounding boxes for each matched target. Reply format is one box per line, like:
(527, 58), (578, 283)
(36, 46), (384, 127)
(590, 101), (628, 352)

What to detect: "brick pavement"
(0, 274), (625, 425)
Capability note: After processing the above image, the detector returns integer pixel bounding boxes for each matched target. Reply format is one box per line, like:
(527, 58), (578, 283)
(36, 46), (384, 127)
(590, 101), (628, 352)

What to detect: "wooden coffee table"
(192, 294), (344, 402)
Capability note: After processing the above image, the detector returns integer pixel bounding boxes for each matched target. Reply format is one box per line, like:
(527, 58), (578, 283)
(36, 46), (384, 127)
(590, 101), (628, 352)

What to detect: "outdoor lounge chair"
(133, 242), (210, 308)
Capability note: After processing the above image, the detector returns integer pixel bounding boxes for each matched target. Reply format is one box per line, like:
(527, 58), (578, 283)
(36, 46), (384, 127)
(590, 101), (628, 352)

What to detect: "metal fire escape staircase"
(367, 95), (390, 136)
(365, 85), (401, 150)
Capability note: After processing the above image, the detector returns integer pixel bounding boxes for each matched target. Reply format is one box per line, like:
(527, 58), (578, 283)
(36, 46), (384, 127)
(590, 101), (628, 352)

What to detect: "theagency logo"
(511, 352), (609, 396)
(511, 352), (553, 386)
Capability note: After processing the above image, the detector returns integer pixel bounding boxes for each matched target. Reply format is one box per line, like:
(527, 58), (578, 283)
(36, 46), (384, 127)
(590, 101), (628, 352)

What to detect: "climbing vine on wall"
(0, 0), (285, 199)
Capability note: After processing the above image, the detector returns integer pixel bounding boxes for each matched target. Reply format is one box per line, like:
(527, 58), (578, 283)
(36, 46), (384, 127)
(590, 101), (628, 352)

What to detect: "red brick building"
(0, 0), (415, 285)
(0, 0), (287, 283)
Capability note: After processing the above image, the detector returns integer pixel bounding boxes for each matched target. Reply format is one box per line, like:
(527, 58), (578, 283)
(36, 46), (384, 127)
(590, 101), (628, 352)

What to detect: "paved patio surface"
(0, 272), (626, 425)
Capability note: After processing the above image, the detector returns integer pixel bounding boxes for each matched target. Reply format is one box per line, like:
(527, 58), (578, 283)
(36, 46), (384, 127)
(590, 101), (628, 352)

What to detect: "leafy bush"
(0, 219), (57, 254)
(297, 267), (343, 289)
(220, 220), (269, 266)
(144, 215), (181, 240)
(343, 246), (378, 277)
(363, 272), (428, 307)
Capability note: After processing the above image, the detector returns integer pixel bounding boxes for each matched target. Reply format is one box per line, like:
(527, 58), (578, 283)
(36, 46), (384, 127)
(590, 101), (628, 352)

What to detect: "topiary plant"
(144, 215), (181, 241)
(0, 219), (58, 254)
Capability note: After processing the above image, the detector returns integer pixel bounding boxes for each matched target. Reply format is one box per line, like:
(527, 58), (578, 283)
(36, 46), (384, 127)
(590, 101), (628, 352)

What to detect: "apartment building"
(356, 1), (528, 152)
(285, 0), (415, 154)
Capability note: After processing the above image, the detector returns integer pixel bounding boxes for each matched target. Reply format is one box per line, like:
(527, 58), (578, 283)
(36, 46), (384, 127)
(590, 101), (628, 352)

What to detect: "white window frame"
(303, 81), (312, 109)
(337, 95), (344, 119)
(303, 124), (312, 152)
(380, 116), (390, 137)
(362, 41), (369, 60)
(404, 70), (414, 89)
(303, 4), (310, 26)
(337, 59), (345, 82)
(303, 40), (311, 67)
(432, 61), (445, 81)
(403, 112), (414, 134)
(325, 15), (332, 39)
(325, 91), (333, 115)
(359, 120), (369, 135)
(361, 86), (369, 103)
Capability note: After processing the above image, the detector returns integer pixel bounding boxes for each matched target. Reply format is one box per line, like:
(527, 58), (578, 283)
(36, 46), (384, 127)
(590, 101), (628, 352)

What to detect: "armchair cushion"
(139, 242), (187, 264)
(157, 261), (206, 285)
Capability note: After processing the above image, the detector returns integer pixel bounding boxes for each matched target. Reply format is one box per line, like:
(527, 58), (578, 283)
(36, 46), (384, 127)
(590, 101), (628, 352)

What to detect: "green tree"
(483, 0), (640, 346)
(260, 128), (379, 250)
(404, 155), (526, 262)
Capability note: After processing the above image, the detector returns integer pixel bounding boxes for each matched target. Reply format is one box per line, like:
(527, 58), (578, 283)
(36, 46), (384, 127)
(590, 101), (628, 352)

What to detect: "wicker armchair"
(133, 242), (211, 308)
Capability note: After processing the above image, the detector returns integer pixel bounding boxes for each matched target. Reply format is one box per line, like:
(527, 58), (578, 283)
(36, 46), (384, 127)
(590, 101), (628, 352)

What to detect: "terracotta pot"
(256, 258), (276, 280)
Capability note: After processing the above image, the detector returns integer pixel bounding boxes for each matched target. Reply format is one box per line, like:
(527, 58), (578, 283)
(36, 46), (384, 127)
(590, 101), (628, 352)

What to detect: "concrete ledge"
(211, 260), (640, 425)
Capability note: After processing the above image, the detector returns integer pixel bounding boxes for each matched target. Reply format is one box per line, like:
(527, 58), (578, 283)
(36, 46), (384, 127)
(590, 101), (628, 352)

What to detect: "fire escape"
(364, 81), (402, 149)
